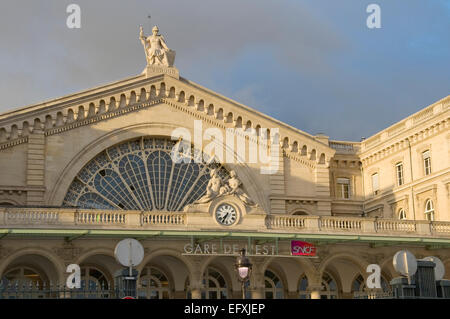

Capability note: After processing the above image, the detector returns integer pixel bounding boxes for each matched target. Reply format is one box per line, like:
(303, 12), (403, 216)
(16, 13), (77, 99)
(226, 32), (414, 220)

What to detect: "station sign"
(291, 241), (316, 256)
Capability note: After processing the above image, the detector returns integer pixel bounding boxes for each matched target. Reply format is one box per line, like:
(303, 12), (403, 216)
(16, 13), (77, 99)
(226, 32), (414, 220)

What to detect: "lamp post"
(235, 248), (252, 299)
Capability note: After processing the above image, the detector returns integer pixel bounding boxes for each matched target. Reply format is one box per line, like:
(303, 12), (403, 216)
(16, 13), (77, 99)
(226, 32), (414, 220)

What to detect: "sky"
(0, 0), (449, 141)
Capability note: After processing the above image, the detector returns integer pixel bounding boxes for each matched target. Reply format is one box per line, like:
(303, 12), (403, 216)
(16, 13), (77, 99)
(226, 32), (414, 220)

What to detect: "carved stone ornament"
(193, 169), (257, 207)
(53, 246), (82, 262)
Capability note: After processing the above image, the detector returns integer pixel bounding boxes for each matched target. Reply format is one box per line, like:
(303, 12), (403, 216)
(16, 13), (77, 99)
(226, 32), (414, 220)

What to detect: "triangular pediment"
(0, 72), (335, 163)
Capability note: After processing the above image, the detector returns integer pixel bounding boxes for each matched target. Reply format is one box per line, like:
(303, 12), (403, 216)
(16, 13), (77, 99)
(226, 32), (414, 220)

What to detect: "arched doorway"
(202, 267), (228, 299)
(320, 272), (338, 299)
(0, 266), (49, 299)
(264, 269), (284, 299)
(138, 266), (170, 299)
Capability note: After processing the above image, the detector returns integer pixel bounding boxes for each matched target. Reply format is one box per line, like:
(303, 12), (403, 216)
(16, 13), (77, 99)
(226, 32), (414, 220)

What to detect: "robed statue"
(139, 25), (176, 67)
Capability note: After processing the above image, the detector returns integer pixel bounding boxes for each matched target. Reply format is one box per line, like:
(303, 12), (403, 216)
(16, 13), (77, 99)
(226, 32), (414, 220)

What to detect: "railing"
(76, 211), (126, 224)
(268, 215), (305, 229)
(376, 220), (416, 232)
(387, 122), (405, 137)
(431, 222), (450, 234)
(329, 141), (360, 154)
(353, 291), (393, 299)
(141, 212), (185, 225)
(5, 209), (59, 224)
(265, 215), (450, 237)
(320, 217), (362, 231)
(0, 281), (115, 299)
(1, 207), (450, 238)
(413, 107), (434, 124)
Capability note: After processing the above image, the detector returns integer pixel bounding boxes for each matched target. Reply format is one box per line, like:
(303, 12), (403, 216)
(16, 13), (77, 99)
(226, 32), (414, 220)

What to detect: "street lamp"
(235, 248), (252, 299)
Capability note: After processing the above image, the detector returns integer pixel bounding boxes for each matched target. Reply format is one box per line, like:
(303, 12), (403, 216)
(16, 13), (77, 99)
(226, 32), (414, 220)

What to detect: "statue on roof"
(139, 25), (176, 67)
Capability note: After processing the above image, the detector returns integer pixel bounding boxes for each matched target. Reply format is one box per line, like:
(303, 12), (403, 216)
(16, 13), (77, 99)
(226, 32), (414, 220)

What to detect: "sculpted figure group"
(195, 169), (257, 207)
(139, 25), (176, 67)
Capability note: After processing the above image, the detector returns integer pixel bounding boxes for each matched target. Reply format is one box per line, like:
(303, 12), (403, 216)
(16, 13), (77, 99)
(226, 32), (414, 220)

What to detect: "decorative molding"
(45, 99), (163, 137)
(361, 117), (449, 166)
(0, 137), (28, 150)
(0, 76), (334, 168)
(53, 246), (82, 262)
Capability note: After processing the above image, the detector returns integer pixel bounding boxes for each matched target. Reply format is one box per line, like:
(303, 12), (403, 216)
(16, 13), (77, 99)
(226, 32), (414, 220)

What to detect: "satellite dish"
(393, 250), (417, 277)
(423, 256), (445, 281)
(114, 238), (144, 267)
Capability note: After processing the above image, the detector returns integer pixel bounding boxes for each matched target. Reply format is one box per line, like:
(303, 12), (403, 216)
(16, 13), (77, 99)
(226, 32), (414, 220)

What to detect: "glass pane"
(64, 137), (231, 211)
(372, 173), (379, 191)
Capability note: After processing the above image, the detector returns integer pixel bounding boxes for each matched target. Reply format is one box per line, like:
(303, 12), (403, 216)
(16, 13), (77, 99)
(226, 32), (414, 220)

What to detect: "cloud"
(0, 0), (448, 141)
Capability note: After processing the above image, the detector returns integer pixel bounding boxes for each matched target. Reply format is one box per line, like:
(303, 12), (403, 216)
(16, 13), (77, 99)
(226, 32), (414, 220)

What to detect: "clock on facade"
(215, 204), (237, 226)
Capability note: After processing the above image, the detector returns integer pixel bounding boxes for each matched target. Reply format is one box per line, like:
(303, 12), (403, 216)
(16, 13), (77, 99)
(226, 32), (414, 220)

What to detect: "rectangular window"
(371, 173), (379, 195)
(423, 150), (431, 176)
(396, 163), (404, 186)
(336, 178), (350, 199)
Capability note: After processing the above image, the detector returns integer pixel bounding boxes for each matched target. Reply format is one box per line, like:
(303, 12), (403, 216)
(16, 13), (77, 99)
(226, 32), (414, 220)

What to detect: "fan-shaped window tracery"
(63, 137), (230, 211)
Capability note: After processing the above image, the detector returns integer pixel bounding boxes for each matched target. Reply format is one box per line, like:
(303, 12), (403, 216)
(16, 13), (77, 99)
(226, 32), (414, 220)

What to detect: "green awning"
(1, 228), (450, 246)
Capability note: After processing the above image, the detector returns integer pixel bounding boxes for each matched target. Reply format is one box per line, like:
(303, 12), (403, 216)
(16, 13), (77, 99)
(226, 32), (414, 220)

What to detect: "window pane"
(336, 178), (350, 199)
(372, 173), (379, 193)
(396, 163), (404, 185)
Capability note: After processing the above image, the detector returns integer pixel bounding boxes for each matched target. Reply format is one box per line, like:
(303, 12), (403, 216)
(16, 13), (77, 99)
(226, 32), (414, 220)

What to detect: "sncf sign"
(291, 241), (316, 256)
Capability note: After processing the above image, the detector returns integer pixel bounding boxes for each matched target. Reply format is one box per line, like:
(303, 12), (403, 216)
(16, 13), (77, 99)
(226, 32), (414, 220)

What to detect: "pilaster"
(269, 147), (285, 214)
(315, 165), (331, 215)
(26, 131), (45, 205)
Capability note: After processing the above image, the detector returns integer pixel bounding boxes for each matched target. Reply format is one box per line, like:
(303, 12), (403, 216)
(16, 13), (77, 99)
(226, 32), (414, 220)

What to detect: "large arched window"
(63, 137), (230, 211)
(72, 266), (112, 299)
(351, 274), (365, 293)
(0, 266), (48, 299)
(320, 272), (338, 299)
(425, 199), (434, 221)
(71, 266), (111, 299)
(298, 274), (309, 299)
(264, 270), (284, 299)
(202, 268), (227, 299)
(352, 274), (391, 298)
(1, 266), (47, 288)
(80, 266), (109, 290)
(138, 266), (170, 299)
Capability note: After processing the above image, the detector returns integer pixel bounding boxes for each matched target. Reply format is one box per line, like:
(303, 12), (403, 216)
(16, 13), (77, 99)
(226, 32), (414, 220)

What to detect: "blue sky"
(0, 0), (449, 141)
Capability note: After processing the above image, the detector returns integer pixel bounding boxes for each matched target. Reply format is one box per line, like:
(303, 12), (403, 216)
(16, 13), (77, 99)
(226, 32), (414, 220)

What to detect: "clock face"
(215, 204), (237, 226)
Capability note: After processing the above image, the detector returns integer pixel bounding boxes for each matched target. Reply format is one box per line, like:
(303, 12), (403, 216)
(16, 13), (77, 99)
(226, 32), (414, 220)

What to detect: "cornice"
(0, 74), (334, 168)
(44, 99), (163, 137)
(0, 137), (28, 150)
(360, 115), (449, 166)
(361, 95), (450, 152)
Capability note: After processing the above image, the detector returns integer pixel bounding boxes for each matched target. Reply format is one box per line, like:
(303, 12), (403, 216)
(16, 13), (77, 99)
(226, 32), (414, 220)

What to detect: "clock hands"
(216, 204), (236, 225)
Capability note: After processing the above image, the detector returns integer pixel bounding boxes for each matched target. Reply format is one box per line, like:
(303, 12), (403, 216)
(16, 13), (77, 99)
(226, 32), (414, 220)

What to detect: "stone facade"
(0, 39), (449, 298)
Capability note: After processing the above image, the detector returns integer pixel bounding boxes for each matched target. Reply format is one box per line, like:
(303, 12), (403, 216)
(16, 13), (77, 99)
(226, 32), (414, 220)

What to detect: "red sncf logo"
(291, 241), (316, 256)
